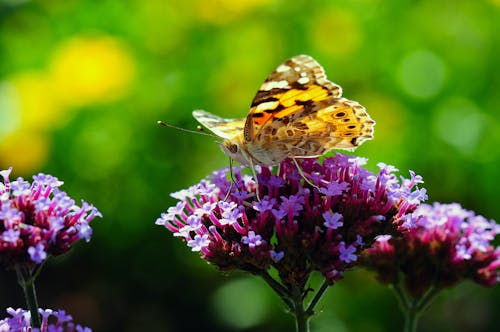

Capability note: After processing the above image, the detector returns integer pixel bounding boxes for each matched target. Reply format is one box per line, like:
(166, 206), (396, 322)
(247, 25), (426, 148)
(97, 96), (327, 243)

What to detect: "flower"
(362, 202), (500, 298)
(0, 307), (91, 331)
(0, 168), (102, 268)
(158, 154), (426, 286)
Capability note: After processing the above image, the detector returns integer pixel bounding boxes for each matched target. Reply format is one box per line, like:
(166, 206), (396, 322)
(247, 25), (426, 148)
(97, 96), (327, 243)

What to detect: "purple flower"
(0, 168), (102, 267)
(362, 202), (500, 298)
(0, 307), (91, 331)
(320, 181), (350, 196)
(253, 198), (276, 213)
(270, 250), (284, 262)
(339, 242), (357, 263)
(2, 229), (20, 243)
(158, 154), (425, 286)
(28, 243), (47, 264)
(187, 234), (210, 252)
(242, 231), (264, 249)
(322, 211), (343, 230)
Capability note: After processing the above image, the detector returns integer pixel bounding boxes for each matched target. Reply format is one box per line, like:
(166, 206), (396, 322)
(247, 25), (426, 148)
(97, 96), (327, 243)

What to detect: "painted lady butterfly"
(193, 55), (375, 170)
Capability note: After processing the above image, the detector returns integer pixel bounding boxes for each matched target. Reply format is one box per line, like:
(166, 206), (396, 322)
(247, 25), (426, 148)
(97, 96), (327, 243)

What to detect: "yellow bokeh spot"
(49, 36), (135, 106)
(0, 131), (49, 174)
(363, 93), (407, 135)
(310, 9), (362, 58)
(8, 71), (65, 132)
(195, 0), (273, 24)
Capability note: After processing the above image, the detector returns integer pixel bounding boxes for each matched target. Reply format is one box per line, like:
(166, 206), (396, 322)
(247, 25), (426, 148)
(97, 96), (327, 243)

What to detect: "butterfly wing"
(244, 55), (374, 161)
(244, 55), (343, 141)
(193, 110), (245, 140)
(259, 98), (375, 160)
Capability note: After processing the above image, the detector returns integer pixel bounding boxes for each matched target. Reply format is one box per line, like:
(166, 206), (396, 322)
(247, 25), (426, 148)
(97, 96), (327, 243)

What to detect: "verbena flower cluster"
(0, 168), (102, 267)
(362, 202), (500, 298)
(0, 307), (91, 332)
(157, 154), (427, 286)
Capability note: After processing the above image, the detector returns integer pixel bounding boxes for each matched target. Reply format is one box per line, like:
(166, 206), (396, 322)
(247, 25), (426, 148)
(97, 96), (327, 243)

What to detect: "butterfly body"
(193, 55), (375, 167)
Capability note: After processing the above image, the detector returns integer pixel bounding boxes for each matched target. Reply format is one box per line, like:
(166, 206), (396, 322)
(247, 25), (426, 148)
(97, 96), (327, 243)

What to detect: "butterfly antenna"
(157, 120), (219, 138)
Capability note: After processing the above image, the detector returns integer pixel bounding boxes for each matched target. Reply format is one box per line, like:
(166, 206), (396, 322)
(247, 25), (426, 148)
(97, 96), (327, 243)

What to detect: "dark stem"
(305, 279), (329, 316)
(403, 301), (419, 332)
(391, 282), (418, 332)
(392, 282), (410, 311)
(260, 272), (294, 311)
(415, 285), (440, 312)
(291, 286), (310, 332)
(15, 266), (41, 328)
(393, 282), (440, 332)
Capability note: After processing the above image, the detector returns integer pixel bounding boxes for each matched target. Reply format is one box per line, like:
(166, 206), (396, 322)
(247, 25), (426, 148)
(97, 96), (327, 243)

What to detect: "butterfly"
(193, 55), (375, 172)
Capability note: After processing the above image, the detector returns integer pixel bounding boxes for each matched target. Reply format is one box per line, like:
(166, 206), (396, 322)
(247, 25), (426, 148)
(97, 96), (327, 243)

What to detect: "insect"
(193, 55), (375, 172)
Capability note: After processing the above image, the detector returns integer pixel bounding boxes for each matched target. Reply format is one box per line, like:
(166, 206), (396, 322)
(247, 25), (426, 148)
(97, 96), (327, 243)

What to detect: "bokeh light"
(397, 50), (446, 99)
(49, 36), (135, 107)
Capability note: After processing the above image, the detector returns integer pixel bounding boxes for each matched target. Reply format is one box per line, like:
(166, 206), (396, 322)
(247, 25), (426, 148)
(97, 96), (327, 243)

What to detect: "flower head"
(158, 155), (425, 286)
(0, 307), (91, 331)
(0, 168), (102, 268)
(362, 202), (500, 298)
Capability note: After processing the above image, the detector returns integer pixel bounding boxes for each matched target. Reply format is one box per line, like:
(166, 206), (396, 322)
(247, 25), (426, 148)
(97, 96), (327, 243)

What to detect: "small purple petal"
(339, 242), (357, 263)
(28, 243), (47, 264)
(2, 228), (20, 243)
(270, 250), (284, 262)
(187, 234), (210, 252)
(242, 231), (264, 249)
(322, 211), (343, 230)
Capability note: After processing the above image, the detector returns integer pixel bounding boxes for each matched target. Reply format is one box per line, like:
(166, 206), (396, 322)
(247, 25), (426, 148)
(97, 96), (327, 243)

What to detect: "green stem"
(15, 266), (41, 328)
(292, 286), (310, 332)
(391, 283), (418, 332)
(392, 283), (410, 310)
(305, 279), (329, 316)
(415, 286), (440, 312)
(393, 283), (441, 332)
(260, 272), (294, 311)
(403, 302), (418, 332)
(261, 274), (332, 332)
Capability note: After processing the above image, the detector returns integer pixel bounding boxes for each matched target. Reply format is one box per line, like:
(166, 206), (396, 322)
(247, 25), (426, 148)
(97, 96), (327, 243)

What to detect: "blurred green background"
(0, 0), (499, 331)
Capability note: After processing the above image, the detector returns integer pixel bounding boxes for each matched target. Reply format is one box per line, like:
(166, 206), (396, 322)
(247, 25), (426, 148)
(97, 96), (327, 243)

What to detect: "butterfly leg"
(223, 158), (236, 201)
(292, 157), (320, 191)
(248, 158), (261, 202)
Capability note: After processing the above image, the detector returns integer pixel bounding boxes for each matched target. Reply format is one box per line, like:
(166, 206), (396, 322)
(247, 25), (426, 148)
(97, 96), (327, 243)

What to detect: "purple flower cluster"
(157, 154), (426, 286)
(362, 202), (500, 298)
(0, 168), (102, 267)
(0, 307), (91, 332)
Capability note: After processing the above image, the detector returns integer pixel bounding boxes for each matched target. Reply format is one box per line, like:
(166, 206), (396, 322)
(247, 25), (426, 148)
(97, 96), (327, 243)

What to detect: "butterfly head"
(217, 139), (252, 167)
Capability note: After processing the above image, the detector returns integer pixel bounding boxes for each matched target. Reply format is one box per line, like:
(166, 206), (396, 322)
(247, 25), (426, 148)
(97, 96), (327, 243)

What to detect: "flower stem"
(15, 266), (41, 328)
(292, 286), (310, 332)
(392, 282), (410, 312)
(393, 282), (441, 332)
(392, 283), (418, 332)
(403, 304), (418, 332)
(416, 286), (440, 312)
(261, 274), (333, 332)
(260, 272), (294, 311)
(305, 279), (329, 315)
